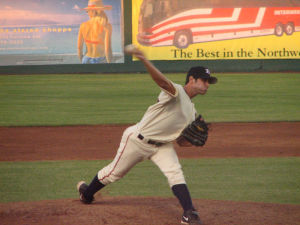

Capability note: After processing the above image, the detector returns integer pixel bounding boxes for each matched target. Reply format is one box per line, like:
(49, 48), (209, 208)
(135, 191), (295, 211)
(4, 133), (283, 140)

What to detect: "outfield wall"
(0, 1), (299, 75)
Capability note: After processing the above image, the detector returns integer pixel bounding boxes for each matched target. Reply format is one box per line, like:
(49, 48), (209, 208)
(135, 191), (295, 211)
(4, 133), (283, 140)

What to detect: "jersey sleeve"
(157, 82), (181, 104)
(159, 81), (179, 98)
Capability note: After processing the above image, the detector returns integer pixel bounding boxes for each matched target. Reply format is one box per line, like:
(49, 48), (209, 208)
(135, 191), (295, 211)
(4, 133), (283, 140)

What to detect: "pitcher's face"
(193, 78), (210, 95)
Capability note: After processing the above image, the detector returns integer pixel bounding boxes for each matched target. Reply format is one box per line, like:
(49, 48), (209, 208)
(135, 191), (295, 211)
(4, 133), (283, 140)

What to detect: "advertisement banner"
(0, 0), (124, 65)
(132, 0), (300, 60)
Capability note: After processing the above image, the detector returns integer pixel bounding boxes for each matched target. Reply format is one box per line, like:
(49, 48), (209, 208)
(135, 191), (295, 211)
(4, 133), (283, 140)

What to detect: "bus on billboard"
(137, 0), (300, 49)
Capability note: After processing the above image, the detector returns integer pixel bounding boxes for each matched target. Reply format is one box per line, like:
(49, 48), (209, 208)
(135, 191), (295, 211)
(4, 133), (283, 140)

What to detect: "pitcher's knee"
(166, 170), (186, 187)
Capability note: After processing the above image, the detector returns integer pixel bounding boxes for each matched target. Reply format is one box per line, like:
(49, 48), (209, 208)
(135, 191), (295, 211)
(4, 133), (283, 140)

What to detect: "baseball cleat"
(77, 181), (94, 204)
(181, 209), (203, 225)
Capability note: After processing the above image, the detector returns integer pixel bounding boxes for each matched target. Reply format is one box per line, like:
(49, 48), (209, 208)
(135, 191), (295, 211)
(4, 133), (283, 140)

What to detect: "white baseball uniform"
(98, 82), (196, 187)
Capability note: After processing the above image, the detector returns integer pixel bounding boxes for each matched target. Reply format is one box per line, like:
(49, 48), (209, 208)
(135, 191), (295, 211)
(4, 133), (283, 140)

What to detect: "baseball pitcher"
(77, 45), (217, 225)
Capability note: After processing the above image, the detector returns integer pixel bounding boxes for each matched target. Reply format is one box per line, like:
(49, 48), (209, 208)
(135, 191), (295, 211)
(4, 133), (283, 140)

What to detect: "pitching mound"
(1, 197), (300, 225)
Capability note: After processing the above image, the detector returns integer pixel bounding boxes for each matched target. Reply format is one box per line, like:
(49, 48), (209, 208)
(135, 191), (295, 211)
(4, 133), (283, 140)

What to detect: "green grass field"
(0, 73), (299, 126)
(0, 158), (299, 204)
(0, 73), (299, 204)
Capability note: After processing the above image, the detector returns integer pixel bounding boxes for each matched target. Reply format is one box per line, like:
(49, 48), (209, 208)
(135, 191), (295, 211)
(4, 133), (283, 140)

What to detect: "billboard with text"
(0, 0), (124, 65)
(132, 0), (300, 60)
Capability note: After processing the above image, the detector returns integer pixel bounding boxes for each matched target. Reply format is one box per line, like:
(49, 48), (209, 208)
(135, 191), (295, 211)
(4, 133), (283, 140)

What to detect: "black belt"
(137, 134), (164, 147)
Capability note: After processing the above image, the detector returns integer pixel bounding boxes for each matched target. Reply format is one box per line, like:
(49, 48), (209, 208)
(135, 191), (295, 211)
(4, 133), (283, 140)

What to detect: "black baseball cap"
(186, 66), (218, 84)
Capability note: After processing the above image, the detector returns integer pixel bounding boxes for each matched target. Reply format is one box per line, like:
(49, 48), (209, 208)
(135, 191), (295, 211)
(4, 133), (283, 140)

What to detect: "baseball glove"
(180, 115), (209, 146)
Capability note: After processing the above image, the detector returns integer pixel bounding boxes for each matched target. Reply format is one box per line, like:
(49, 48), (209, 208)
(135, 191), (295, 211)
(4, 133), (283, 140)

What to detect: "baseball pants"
(97, 125), (186, 187)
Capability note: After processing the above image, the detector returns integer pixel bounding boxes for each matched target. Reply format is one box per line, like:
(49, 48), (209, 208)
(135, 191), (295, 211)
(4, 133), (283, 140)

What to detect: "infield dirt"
(0, 122), (300, 225)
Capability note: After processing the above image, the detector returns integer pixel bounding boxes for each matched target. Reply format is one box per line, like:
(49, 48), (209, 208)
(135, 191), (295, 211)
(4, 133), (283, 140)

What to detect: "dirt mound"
(1, 122), (300, 161)
(1, 197), (299, 225)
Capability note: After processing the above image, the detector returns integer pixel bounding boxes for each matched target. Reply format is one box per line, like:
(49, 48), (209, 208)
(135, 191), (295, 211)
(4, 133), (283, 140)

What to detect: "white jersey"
(136, 82), (196, 143)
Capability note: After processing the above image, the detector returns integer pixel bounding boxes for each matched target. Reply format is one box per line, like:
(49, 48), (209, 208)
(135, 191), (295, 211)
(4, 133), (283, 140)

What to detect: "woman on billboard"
(78, 0), (112, 64)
